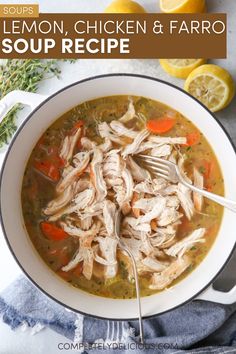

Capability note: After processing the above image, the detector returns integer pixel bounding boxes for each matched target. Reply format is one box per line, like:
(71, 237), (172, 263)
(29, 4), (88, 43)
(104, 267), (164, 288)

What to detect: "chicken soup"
(21, 96), (224, 299)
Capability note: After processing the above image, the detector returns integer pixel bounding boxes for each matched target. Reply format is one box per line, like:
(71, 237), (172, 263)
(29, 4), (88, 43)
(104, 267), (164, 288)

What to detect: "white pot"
(0, 74), (236, 320)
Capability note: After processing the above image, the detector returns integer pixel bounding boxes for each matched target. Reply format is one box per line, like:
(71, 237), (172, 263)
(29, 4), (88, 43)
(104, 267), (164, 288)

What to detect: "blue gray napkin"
(1, 275), (236, 353)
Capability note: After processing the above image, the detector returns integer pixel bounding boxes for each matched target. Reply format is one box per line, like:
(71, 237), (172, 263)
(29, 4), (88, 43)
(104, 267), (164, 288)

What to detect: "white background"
(0, 0), (235, 353)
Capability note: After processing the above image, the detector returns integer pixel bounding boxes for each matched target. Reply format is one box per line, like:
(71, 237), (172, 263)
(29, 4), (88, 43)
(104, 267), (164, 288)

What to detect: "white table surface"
(0, 0), (235, 353)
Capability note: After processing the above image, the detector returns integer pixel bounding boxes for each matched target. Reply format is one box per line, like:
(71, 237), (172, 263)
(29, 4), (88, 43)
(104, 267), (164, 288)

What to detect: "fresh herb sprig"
(0, 59), (62, 148)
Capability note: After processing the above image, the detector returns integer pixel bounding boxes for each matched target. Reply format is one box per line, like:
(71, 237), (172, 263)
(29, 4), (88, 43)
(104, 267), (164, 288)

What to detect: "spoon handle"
(114, 209), (144, 344)
(184, 181), (236, 213)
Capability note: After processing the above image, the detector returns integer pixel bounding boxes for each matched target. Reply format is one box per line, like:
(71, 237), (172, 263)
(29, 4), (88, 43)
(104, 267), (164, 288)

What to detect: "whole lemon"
(105, 0), (146, 13)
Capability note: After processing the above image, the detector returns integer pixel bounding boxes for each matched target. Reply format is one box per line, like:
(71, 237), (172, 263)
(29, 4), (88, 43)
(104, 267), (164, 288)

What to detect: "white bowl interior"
(1, 75), (236, 319)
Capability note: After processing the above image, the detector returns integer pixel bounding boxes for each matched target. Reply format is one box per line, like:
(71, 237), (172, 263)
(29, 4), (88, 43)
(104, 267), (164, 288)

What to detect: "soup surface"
(21, 96), (224, 299)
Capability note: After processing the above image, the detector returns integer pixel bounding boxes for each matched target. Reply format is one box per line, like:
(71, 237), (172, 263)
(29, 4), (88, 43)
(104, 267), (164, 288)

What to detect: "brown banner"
(0, 13), (226, 59)
(0, 4), (39, 18)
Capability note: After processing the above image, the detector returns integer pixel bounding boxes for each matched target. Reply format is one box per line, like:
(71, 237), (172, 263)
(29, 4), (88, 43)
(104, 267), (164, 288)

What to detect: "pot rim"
(1, 73), (236, 320)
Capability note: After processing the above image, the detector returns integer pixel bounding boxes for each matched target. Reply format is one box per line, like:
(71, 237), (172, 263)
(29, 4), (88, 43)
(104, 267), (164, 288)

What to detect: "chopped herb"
(190, 246), (197, 251)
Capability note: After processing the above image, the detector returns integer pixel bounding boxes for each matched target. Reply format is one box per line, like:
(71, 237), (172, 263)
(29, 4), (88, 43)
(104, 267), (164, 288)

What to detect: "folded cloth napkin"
(1, 276), (236, 354)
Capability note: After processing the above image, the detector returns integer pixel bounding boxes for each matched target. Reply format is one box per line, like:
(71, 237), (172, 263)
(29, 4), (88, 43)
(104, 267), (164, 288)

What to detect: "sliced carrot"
(198, 160), (214, 180)
(34, 160), (60, 182)
(72, 262), (83, 278)
(146, 117), (176, 134)
(185, 131), (201, 146)
(47, 146), (65, 167)
(41, 222), (69, 241)
(203, 160), (214, 179)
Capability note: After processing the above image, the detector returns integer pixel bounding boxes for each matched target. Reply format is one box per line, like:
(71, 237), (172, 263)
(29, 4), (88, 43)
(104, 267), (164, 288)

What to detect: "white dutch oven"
(0, 74), (236, 320)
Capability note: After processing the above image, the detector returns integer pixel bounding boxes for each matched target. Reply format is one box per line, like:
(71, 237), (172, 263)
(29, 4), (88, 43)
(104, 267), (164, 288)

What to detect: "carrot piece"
(47, 146), (66, 168)
(151, 219), (157, 231)
(70, 120), (84, 135)
(185, 131), (201, 146)
(72, 262), (83, 278)
(198, 160), (214, 180)
(146, 117), (176, 134)
(74, 120), (84, 129)
(41, 222), (69, 241)
(202, 160), (214, 179)
(206, 184), (213, 192)
(58, 156), (66, 168)
(131, 192), (140, 218)
(34, 160), (60, 182)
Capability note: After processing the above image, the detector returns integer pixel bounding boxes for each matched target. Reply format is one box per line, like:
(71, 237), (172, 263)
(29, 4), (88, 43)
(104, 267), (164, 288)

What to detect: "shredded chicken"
(43, 102), (208, 290)
(119, 100), (136, 123)
(150, 144), (172, 158)
(56, 152), (90, 194)
(90, 148), (107, 201)
(60, 127), (82, 164)
(177, 183), (195, 220)
(127, 156), (151, 182)
(149, 255), (191, 290)
(165, 228), (206, 258)
(44, 184), (76, 215)
(193, 167), (204, 211)
(122, 129), (150, 158)
(110, 120), (138, 139)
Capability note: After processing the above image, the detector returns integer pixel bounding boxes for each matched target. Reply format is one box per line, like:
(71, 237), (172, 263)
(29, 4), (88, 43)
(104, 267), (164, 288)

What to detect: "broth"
(21, 96), (224, 299)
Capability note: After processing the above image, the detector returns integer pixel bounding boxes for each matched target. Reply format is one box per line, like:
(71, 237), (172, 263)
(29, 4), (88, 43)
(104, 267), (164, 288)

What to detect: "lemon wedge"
(160, 0), (206, 13)
(159, 59), (206, 79)
(184, 64), (235, 112)
(105, 0), (146, 13)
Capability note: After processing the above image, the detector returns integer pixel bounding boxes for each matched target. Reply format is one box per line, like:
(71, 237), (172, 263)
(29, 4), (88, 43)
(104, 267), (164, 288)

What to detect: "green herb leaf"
(0, 59), (64, 148)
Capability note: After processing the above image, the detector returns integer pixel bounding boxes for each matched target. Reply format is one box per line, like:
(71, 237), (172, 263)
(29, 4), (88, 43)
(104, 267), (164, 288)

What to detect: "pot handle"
(0, 90), (47, 124)
(196, 284), (236, 305)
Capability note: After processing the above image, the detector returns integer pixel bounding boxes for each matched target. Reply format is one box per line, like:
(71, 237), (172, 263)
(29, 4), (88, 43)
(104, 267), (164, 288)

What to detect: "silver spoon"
(114, 208), (144, 344)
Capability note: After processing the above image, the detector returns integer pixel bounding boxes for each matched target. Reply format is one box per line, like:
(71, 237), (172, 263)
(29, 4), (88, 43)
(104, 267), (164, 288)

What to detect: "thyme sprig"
(0, 59), (62, 147)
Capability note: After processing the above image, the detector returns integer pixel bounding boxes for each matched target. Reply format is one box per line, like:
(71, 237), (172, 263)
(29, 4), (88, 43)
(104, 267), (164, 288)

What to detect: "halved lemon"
(184, 64), (235, 112)
(160, 0), (206, 13)
(105, 0), (146, 13)
(159, 59), (206, 79)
